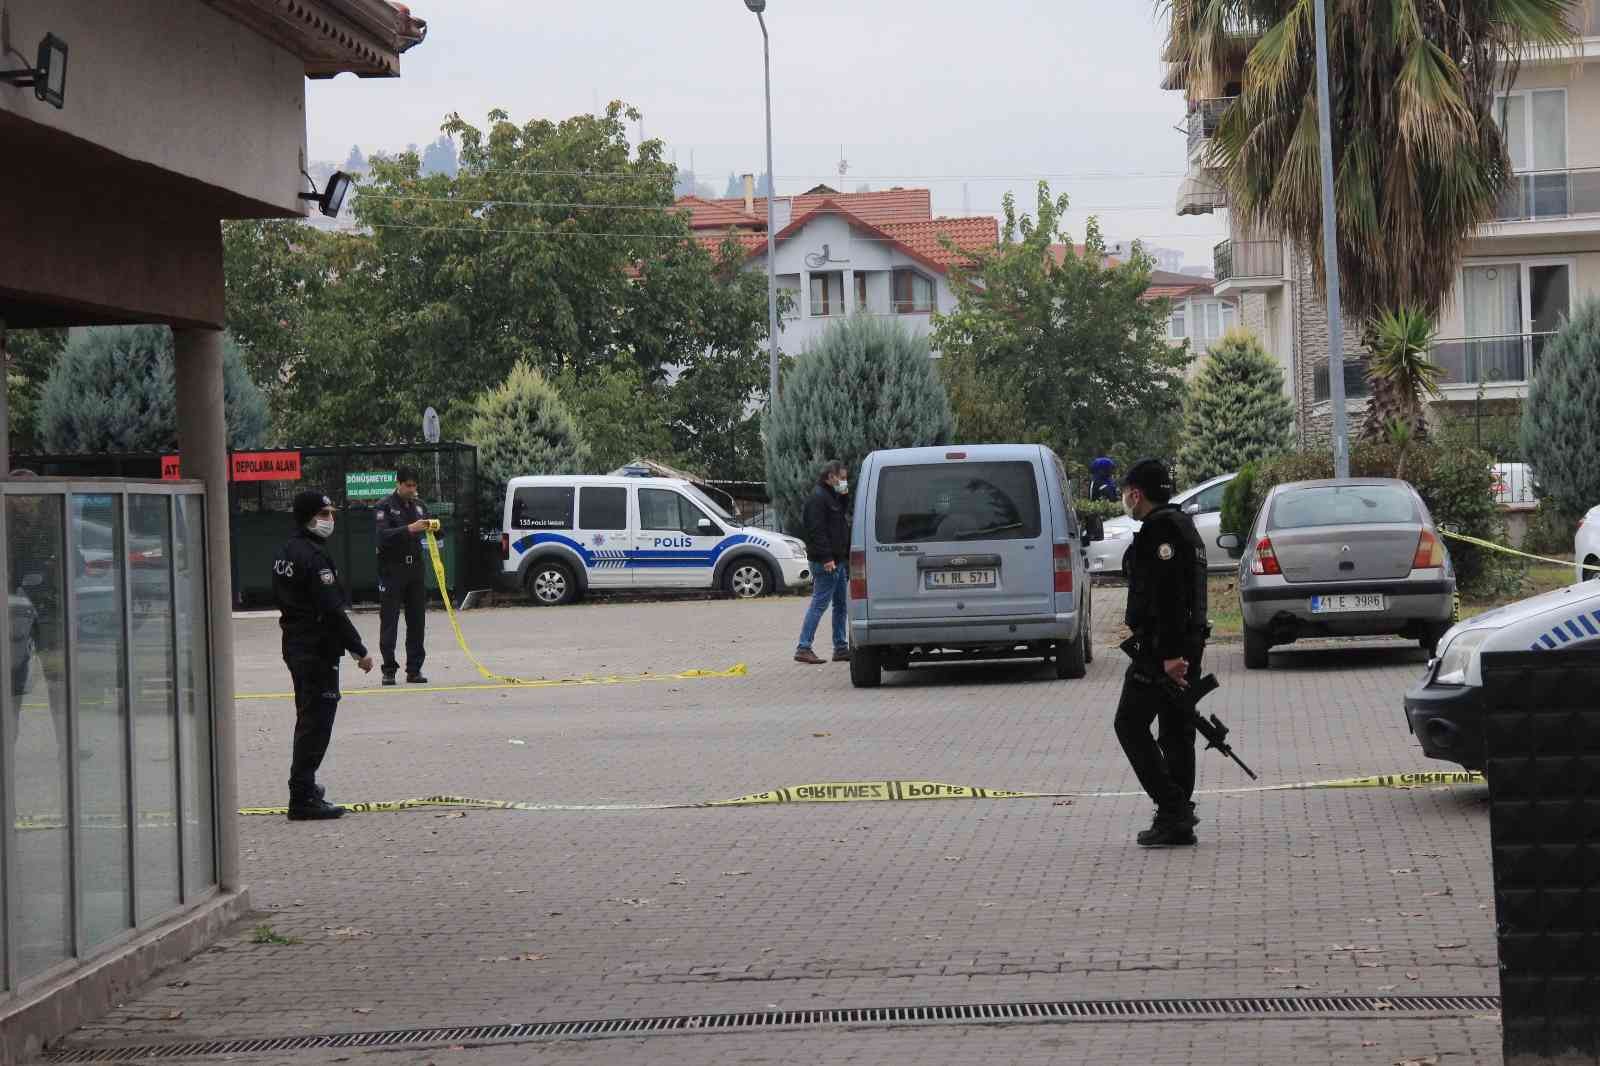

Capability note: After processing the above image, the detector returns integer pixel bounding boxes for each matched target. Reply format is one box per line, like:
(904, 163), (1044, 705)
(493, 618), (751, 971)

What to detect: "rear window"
(875, 461), (1042, 544)
(1269, 485), (1418, 530)
(510, 486), (574, 531)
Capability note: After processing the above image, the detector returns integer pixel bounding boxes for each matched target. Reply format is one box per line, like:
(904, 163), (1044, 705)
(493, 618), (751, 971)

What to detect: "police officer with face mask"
(1114, 458), (1208, 847)
(374, 467), (430, 686)
(273, 491), (374, 820)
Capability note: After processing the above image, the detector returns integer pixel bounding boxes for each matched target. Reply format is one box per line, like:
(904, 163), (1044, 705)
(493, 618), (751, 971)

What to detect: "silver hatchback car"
(1217, 478), (1456, 669)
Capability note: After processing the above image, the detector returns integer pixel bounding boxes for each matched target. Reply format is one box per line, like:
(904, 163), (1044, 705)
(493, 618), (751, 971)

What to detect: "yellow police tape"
(1440, 528), (1600, 573)
(228, 770), (1489, 817)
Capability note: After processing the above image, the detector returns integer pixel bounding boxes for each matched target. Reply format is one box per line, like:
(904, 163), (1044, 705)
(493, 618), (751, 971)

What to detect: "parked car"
(1578, 503), (1600, 585)
(1086, 472), (1236, 577)
(1405, 578), (1600, 770)
(496, 475), (810, 605)
(846, 444), (1094, 687)
(9, 593), (36, 698)
(1217, 478), (1456, 669)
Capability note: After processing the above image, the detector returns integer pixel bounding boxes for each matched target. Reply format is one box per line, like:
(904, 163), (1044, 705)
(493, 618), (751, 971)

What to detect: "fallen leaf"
(811, 732), (831, 738)
(433, 811), (467, 820)
(723, 870), (751, 877)
(1424, 887), (1453, 898)
(508, 739), (526, 745)
(353, 1008), (373, 1015)
(1291, 852), (1311, 859)
(1283, 982), (1317, 990)
(1395, 1057), (1439, 1066)
(166, 980), (190, 989)
(1266, 967), (1292, 975)
(1363, 1041), (1379, 1048)
(1434, 941), (1467, 950)
(1405, 971), (1420, 981)
(943, 855), (964, 862)
(513, 953), (547, 961)
(326, 926), (372, 940)
(1378, 984), (1397, 992)
(166, 1009), (183, 1020)
(1389, 868), (1417, 875)
(1359, 962), (1382, 969)
(505, 889), (530, 895)
(1053, 800), (1073, 806)
(667, 878), (688, 886)
(1374, 1000), (1394, 1012)
(1400, 912), (1425, 918)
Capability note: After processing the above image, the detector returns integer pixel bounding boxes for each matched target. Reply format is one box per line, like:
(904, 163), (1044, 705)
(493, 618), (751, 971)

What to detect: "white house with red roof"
(676, 184), (998, 357)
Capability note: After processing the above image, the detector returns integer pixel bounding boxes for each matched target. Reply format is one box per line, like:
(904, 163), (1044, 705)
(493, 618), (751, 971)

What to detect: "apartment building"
(1168, 8), (1600, 444)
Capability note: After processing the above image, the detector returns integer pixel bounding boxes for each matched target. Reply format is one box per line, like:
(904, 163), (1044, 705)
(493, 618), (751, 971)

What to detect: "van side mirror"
(1079, 527), (1092, 548)
(1184, 502), (1201, 515)
(697, 517), (714, 533)
(1216, 533), (1243, 559)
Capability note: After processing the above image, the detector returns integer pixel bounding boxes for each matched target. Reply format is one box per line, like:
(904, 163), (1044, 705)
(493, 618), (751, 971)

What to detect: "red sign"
(230, 451), (302, 482)
(159, 451), (302, 482)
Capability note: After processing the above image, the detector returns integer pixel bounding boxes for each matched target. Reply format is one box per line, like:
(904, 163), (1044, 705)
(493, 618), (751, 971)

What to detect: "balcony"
(1430, 333), (1551, 393)
(1489, 168), (1600, 226)
(1213, 239), (1283, 291)
(1186, 97), (1235, 158)
(1312, 359), (1371, 403)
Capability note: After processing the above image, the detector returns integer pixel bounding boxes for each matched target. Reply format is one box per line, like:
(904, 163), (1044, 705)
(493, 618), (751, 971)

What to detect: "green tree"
(1166, 0), (1576, 322)
(2, 327), (68, 453)
(1521, 298), (1600, 518)
(464, 360), (590, 521)
(933, 184), (1190, 465)
(555, 361), (673, 474)
(1176, 329), (1294, 485)
(38, 326), (268, 454)
(1361, 308), (1444, 442)
(764, 316), (954, 532)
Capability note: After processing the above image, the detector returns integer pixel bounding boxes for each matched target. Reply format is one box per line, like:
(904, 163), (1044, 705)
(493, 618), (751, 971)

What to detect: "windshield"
(684, 484), (740, 525)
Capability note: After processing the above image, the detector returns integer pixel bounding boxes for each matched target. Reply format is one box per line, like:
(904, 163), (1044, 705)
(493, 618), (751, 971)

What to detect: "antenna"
(837, 145), (849, 180)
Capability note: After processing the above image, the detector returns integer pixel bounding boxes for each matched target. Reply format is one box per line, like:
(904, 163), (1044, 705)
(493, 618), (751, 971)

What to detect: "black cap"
(293, 490), (333, 525)
(1120, 458), (1175, 502)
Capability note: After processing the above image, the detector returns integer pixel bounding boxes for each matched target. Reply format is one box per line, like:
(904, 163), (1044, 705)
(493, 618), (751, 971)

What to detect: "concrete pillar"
(172, 327), (239, 894)
(800, 269), (810, 318)
(843, 269), (856, 315)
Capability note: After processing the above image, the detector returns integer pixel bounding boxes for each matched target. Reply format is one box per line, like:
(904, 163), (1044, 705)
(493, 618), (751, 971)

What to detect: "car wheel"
(883, 649), (910, 672)
(1243, 626), (1270, 670)
(850, 645), (883, 688)
(726, 558), (772, 599)
(1082, 594), (1094, 664)
(1055, 626), (1088, 680)
(526, 560), (577, 606)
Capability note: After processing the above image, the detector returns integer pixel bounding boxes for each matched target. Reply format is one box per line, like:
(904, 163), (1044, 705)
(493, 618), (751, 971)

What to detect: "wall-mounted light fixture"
(1, 33), (68, 109)
(299, 169), (353, 218)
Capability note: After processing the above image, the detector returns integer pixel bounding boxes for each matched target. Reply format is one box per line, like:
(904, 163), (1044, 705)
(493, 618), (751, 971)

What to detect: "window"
(893, 269), (935, 314)
(639, 488), (718, 536)
(578, 486), (627, 530)
(510, 486), (573, 530)
(1169, 304), (1188, 339)
(1455, 259), (1572, 382)
(1187, 299), (1236, 343)
(809, 273), (834, 317)
(874, 461), (1042, 544)
(1495, 89), (1568, 219)
(1184, 479), (1229, 515)
(855, 272), (868, 312)
(1269, 485), (1417, 530)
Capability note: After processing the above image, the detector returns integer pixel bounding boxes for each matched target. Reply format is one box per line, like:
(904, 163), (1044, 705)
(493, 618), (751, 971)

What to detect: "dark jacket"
(375, 492), (430, 576)
(1124, 504), (1207, 663)
(801, 483), (850, 565)
(1088, 477), (1119, 503)
(274, 528), (368, 661)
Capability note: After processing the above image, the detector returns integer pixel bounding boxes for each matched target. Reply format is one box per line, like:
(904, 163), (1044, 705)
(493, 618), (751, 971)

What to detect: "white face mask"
(836, 478), (850, 495)
(312, 518), (336, 539)
(1121, 492), (1137, 518)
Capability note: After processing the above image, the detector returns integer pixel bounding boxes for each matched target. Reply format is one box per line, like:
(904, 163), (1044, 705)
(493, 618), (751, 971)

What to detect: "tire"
(725, 558), (772, 599)
(1055, 625), (1088, 680)
(1082, 594), (1094, 664)
(1243, 625), (1270, 670)
(883, 649), (911, 672)
(850, 645), (883, 688)
(525, 560), (578, 606)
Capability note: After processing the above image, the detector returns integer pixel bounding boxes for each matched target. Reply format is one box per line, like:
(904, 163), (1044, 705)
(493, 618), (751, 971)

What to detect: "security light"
(0, 33), (68, 109)
(743, 0), (766, 10)
(299, 170), (354, 218)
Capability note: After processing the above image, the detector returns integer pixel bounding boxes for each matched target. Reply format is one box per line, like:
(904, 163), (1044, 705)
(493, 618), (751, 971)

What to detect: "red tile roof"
(880, 217), (1000, 268)
(675, 187), (935, 231)
(675, 196), (761, 231)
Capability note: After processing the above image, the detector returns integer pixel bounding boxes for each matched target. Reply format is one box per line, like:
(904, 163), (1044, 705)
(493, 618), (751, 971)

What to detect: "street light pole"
(746, 0), (779, 409)
(1313, 0), (1350, 477)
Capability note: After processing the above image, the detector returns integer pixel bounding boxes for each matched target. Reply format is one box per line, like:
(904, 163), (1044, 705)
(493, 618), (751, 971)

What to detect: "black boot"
(288, 785), (345, 821)
(1137, 810), (1197, 847)
(382, 672), (397, 687)
(406, 673), (428, 684)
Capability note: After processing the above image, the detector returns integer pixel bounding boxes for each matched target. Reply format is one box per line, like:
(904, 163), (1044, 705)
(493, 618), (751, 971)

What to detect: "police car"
(1405, 578), (1600, 770)
(498, 475), (811, 605)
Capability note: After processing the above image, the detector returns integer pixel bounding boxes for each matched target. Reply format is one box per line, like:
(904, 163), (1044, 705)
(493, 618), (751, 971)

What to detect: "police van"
(1405, 578), (1600, 770)
(497, 475), (812, 605)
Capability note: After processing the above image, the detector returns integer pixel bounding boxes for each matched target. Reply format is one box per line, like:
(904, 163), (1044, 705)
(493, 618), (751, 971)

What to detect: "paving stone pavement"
(48, 587), (1505, 1065)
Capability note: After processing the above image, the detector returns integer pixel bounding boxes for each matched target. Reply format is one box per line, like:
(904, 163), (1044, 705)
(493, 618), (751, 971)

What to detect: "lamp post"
(745, 0), (779, 408)
(1312, 0), (1350, 477)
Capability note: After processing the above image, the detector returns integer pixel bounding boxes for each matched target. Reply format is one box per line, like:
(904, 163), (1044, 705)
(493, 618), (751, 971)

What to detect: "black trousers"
(287, 654), (340, 801)
(379, 569), (426, 677)
(1114, 647), (1204, 819)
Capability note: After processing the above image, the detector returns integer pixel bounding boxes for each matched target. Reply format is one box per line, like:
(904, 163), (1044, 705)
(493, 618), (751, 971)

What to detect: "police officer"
(374, 467), (430, 686)
(274, 491), (373, 820)
(1114, 458), (1208, 847)
(1088, 457), (1119, 502)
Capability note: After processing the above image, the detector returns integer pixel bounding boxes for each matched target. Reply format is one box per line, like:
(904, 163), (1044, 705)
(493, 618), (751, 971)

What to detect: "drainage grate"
(44, 994), (1502, 1062)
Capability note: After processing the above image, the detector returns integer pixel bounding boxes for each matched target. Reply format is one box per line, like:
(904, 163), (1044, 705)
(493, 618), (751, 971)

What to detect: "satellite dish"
(422, 406), (441, 444)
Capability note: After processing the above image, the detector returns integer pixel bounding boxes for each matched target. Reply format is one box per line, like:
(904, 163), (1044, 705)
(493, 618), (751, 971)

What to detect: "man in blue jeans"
(795, 459), (851, 665)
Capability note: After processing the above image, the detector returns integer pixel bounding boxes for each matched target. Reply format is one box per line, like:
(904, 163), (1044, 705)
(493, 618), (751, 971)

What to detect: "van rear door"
(866, 457), (1053, 622)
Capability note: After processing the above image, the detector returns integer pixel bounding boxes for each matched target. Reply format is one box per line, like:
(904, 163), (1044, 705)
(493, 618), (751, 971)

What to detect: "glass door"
(1496, 90), (1568, 219)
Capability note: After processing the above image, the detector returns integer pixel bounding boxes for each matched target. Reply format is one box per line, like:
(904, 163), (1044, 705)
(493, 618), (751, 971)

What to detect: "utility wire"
(354, 192), (1183, 212)
(348, 220), (1228, 243)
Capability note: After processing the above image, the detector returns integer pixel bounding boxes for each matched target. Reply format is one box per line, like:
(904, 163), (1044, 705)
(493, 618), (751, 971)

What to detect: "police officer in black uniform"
(1114, 458), (1208, 847)
(374, 467), (430, 686)
(273, 491), (373, 820)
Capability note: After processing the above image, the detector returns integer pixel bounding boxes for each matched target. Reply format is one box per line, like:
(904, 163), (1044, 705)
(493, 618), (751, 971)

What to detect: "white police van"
(1405, 578), (1600, 769)
(497, 475), (811, 605)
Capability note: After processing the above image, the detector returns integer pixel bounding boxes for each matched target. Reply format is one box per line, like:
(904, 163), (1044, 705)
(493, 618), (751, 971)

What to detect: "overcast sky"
(306, 0), (1227, 269)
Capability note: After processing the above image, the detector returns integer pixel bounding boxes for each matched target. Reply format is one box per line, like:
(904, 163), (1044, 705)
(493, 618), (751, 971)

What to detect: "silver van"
(847, 444), (1094, 687)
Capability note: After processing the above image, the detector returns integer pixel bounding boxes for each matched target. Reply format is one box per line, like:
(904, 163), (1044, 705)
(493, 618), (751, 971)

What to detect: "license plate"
(1310, 593), (1385, 614)
(925, 568), (997, 590)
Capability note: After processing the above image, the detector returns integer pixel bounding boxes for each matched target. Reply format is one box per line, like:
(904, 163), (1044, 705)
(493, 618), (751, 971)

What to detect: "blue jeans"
(797, 561), (849, 653)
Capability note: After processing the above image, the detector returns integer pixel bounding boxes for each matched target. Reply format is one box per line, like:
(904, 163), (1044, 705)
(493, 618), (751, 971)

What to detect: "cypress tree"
(465, 359), (590, 520)
(764, 316), (954, 532)
(1175, 329), (1294, 486)
(1521, 298), (1600, 517)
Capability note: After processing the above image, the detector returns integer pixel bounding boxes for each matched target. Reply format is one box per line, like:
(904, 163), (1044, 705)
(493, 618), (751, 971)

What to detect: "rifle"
(1119, 636), (1257, 780)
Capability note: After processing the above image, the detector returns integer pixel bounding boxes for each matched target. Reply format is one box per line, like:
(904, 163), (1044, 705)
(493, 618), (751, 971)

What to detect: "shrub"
(463, 360), (589, 522)
(764, 317), (954, 532)
(1522, 505), (1582, 557)
(1175, 330), (1294, 485)
(1219, 463), (1258, 540)
(1521, 298), (1600, 518)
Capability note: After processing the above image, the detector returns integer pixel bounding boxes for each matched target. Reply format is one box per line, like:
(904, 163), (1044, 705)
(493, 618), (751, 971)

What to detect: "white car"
(1085, 472), (1237, 576)
(1577, 504), (1600, 584)
(1405, 578), (1600, 769)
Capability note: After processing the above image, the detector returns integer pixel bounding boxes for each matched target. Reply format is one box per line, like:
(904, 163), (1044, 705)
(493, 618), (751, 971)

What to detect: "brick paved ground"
(50, 586), (1504, 1065)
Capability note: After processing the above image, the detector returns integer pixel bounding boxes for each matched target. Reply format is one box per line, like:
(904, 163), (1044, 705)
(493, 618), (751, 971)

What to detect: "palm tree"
(1361, 307), (1443, 442)
(1163, 0), (1577, 323)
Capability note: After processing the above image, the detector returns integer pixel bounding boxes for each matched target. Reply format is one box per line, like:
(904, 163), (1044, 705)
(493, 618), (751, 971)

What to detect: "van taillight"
(1052, 543), (1073, 592)
(1250, 537), (1281, 576)
(500, 533), (510, 561)
(849, 550), (867, 599)
(1413, 529), (1445, 569)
